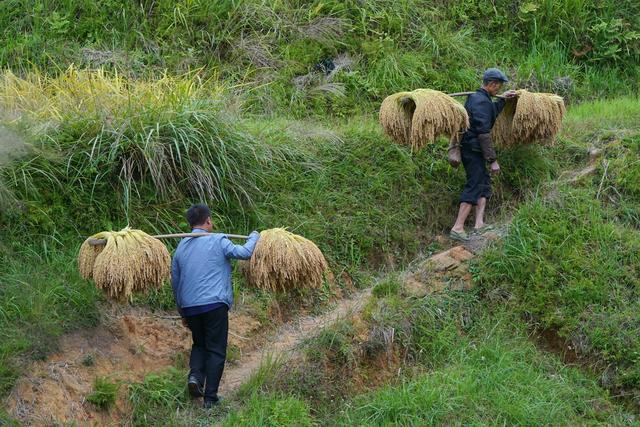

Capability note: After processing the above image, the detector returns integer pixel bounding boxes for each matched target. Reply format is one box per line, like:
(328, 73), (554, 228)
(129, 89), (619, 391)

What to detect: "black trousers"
(460, 147), (491, 205)
(185, 305), (228, 401)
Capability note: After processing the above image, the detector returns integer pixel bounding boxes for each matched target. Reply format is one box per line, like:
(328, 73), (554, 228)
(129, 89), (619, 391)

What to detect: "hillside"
(1, 1), (640, 425)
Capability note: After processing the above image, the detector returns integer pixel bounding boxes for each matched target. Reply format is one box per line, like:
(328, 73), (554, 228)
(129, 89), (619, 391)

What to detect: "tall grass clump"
(127, 368), (188, 425)
(222, 393), (314, 427)
(86, 377), (119, 410)
(0, 68), (269, 214)
(0, 68), (300, 238)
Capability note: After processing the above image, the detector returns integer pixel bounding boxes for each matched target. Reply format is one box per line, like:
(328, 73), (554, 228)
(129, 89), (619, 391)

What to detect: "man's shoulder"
(469, 91), (491, 104)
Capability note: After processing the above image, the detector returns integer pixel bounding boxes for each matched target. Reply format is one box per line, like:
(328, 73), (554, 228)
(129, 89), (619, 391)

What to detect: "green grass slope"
(1, 0), (639, 115)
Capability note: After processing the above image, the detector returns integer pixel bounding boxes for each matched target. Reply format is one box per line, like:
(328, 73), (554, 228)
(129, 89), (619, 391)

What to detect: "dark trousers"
(185, 305), (228, 401)
(460, 146), (491, 205)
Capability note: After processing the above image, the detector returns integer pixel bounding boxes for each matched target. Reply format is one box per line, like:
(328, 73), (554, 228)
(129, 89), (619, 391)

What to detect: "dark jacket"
(461, 88), (505, 162)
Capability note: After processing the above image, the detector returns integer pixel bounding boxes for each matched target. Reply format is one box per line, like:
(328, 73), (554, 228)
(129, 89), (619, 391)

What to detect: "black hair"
(186, 204), (211, 227)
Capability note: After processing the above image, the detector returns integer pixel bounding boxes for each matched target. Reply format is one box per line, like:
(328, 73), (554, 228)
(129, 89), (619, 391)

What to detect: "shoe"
(187, 375), (204, 398)
(449, 229), (469, 242)
(203, 396), (222, 409)
(472, 225), (494, 235)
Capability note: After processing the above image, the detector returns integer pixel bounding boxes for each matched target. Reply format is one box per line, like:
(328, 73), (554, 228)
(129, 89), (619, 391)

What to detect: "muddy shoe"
(188, 375), (204, 398)
(449, 229), (470, 242)
(472, 225), (494, 235)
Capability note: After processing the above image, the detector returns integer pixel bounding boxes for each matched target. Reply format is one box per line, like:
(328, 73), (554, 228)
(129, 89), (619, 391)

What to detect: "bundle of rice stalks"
(240, 228), (329, 292)
(492, 90), (565, 146)
(410, 89), (469, 150)
(379, 89), (469, 151)
(78, 228), (170, 301)
(379, 91), (415, 146)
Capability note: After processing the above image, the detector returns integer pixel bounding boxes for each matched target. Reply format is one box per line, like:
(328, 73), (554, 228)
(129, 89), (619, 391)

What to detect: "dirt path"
(3, 286), (372, 425)
(219, 287), (372, 394)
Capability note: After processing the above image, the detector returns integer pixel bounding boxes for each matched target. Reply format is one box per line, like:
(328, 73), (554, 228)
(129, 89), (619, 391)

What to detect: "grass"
(0, 246), (100, 396)
(478, 137), (640, 398)
(0, 1), (637, 116)
(127, 368), (189, 426)
(86, 377), (119, 410)
(213, 288), (636, 425)
(336, 318), (634, 426)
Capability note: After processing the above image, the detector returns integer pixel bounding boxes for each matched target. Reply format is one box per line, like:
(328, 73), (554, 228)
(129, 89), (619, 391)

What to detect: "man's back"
(171, 232), (259, 310)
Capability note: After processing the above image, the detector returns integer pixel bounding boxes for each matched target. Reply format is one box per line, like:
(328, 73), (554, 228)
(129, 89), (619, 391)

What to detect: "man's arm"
(494, 98), (506, 115)
(222, 231), (260, 260)
(477, 133), (497, 163)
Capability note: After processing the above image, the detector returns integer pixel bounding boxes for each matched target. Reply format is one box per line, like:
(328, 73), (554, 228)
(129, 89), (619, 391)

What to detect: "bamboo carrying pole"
(87, 232), (249, 246)
(447, 91), (506, 99)
(398, 91), (506, 107)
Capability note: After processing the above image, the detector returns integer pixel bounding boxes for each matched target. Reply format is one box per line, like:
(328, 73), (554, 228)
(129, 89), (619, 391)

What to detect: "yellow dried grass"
(492, 90), (565, 146)
(379, 89), (469, 151)
(240, 228), (329, 292)
(78, 228), (170, 301)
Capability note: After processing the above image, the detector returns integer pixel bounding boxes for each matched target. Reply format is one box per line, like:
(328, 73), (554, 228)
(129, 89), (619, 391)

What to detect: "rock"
(402, 276), (429, 298)
(426, 245), (474, 271)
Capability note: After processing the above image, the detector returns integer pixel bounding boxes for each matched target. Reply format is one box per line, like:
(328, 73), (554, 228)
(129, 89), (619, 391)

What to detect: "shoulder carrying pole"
(87, 232), (249, 246)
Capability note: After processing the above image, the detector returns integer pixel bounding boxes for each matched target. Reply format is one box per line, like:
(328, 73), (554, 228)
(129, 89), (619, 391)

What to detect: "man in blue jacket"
(450, 68), (516, 241)
(171, 204), (260, 408)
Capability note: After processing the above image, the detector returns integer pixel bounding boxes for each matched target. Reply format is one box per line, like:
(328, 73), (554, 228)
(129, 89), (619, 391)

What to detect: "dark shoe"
(203, 396), (222, 409)
(187, 375), (204, 398)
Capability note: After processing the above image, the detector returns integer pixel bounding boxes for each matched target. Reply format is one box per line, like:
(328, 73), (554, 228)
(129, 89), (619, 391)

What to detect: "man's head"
(482, 68), (509, 96)
(186, 204), (213, 231)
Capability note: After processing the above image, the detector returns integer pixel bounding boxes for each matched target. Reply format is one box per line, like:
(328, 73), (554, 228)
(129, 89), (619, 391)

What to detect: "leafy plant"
(86, 377), (119, 409)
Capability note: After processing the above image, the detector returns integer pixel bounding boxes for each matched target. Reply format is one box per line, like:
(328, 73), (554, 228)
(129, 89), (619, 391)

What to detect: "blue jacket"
(461, 88), (505, 151)
(171, 229), (260, 312)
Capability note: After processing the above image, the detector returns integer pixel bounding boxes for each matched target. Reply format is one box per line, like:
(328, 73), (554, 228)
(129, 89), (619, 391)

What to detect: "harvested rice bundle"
(241, 228), (329, 292)
(379, 89), (469, 151)
(79, 228), (170, 300)
(78, 231), (109, 279)
(491, 96), (517, 146)
(379, 91), (415, 146)
(512, 91), (565, 144)
(492, 90), (565, 146)
(410, 89), (469, 150)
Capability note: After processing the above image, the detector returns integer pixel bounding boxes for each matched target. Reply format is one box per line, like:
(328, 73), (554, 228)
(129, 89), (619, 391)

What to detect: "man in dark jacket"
(450, 68), (516, 241)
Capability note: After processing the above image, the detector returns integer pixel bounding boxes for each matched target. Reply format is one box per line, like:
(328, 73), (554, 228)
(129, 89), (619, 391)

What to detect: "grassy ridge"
(478, 150), (640, 400)
(1, 0), (638, 116)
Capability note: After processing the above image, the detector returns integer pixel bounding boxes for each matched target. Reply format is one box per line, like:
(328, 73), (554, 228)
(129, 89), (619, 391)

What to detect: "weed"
(128, 368), (188, 425)
(86, 377), (119, 410)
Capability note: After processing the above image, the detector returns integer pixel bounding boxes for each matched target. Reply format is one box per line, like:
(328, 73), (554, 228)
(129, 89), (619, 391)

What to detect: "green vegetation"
(128, 368), (188, 425)
(478, 137), (640, 400)
(86, 377), (120, 410)
(1, 0), (638, 115)
(0, 0), (639, 424)
(0, 68), (560, 397)
(223, 394), (314, 427)
(213, 289), (635, 425)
